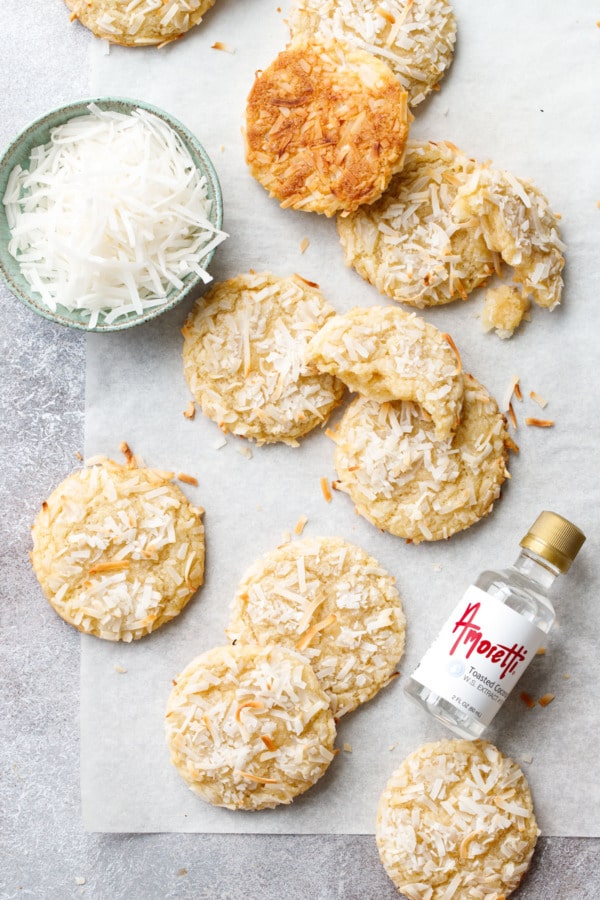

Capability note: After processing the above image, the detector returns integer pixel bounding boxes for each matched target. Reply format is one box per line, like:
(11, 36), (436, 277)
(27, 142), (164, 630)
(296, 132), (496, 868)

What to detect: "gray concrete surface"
(1, 3), (598, 898)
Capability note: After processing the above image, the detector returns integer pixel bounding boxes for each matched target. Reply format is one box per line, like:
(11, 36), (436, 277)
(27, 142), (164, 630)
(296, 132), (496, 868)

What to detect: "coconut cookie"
(332, 374), (510, 543)
(337, 141), (496, 307)
(165, 643), (336, 810)
(227, 537), (405, 717)
(376, 739), (540, 899)
(64, 0), (217, 47)
(30, 458), (205, 641)
(245, 37), (410, 217)
(454, 166), (565, 311)
(182, 272), (345, 445)
(305, 306), (463, 439)
(289, 0), (456, 108)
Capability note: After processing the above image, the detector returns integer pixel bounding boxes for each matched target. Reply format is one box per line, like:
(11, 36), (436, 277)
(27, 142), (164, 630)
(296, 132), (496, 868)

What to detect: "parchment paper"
(82, 0), (600, 834)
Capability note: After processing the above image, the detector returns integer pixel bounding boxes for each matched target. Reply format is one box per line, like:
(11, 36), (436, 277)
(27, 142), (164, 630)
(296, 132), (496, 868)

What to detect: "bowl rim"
(0, 96), (224, 332)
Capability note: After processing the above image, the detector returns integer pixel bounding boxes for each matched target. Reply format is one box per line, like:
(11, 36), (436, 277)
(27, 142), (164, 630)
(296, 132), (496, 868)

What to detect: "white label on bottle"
(411, 585), (546, 726)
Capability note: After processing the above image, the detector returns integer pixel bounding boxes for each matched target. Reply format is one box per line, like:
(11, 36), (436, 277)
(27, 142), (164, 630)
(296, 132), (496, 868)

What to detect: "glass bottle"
(404, 511), (586, 740)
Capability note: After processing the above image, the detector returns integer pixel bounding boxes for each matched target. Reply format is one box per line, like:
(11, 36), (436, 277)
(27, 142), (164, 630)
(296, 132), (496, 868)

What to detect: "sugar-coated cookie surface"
(332, 374), (510, 543)
(30, 459), (205, 641)
(65, 0), (216, 46)
(337, 141), (495, 307)
(454, 166), (565, 310)
(305, 305), (464, 439)
(227, 537), (406, 716)
(182, 272), (345, 445)
(245, 37), (410, 217)
(165, 644), (336, 810)
(376, 739), (540, 899)
(289, 0), (456, 108)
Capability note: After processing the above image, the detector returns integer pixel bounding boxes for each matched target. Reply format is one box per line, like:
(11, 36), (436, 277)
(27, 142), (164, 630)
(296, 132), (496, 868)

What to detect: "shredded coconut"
(3, 104), (226, 326)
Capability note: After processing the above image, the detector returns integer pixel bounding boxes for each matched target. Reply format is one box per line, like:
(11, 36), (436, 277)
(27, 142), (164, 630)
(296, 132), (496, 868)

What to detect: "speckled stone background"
(1, 2), (599, 898)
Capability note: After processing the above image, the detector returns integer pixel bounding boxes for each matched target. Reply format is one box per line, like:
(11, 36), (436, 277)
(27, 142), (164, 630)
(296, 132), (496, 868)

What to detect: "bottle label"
(411, 585), (546, 726)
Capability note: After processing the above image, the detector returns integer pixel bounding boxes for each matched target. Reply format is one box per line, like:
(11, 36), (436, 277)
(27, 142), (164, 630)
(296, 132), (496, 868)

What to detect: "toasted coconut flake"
(88, 560), (131, 574)
(514, 381), (523, 401)
(536, 646), (546, 656)
(296, 612), (337, 652)
(300, 237), (310, 253)
(508, 402), (518, 430)
(459, 830), (481, 859)
(235, 770), (279, 784)
(114, 664), (128, 674)
(183, 401), (196, 419)
(520, 691), (536, 709)
(529, 390), (547, 409)
(538, 692), (555, 707)
(320, 476), (333, 503)
(119, 441), (136, 468)
(525, 417), (554, 428)
(261, 735), (277, 751)
(177, 473), (198, 486)
(294, 514), (308, 536)
(343, 742), (353, 753)
(211, 40), (235, 53)
(235, 700), (264, 721)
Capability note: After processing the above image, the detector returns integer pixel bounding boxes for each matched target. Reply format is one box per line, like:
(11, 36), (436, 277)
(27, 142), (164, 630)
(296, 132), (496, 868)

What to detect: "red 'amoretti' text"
(449, 602), (527, 680)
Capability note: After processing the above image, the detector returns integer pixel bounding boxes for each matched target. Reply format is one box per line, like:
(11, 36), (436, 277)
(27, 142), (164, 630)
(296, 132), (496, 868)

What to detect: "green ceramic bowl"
(0, 97), (224, 332)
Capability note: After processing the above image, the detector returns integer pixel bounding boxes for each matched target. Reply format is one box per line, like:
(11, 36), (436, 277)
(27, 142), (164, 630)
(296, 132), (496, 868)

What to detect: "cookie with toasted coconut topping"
(454, 166), (565, 311)
(289, 0), (456, 108)
(165, 643), (336, 810)
(227, 537), (405, 717)
(64, 0), (217, 47)
(337, 141), (496, 307)
(376, 739), (539, 899)
(182, 272), (345, 446)
(305, 305), (464, 439)
(245, 37), (410, 217)
(332, 374), (510, 543)
(30, 458), (205, 641)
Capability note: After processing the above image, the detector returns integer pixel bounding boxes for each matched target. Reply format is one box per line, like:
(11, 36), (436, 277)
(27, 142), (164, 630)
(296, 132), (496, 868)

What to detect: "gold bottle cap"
(520, 511), (586, 573)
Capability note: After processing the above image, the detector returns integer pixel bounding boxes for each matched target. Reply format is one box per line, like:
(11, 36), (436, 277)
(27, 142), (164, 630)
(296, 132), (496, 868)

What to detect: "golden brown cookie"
(165, 643), (336, 810)
(305, 305), (464, 439)
(64, 0), (217, 47)
(376, 739), (540, 899)
(289, 0), (457, 107)
(182, 272), (345, 446)
(30, 458), (205, 640)
(226, 537), (406, 716)
(332, 374), (510, 543)
(245, 37), (410, 217)
(337, 141), (496, 307)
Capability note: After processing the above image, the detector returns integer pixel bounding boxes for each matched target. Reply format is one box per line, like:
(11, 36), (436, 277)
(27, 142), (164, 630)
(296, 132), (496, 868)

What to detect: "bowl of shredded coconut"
(0, 98), (227, 331)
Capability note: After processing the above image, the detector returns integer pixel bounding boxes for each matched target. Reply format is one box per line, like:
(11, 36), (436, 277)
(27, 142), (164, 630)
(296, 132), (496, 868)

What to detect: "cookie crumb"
(481, 285), (530, 339)
(536, 646), (546, 656)
(521, 752), (533, 764)
(343, 742), (353, 753)
(177, 868), (188, 877)
(75, 450), (83, 461)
